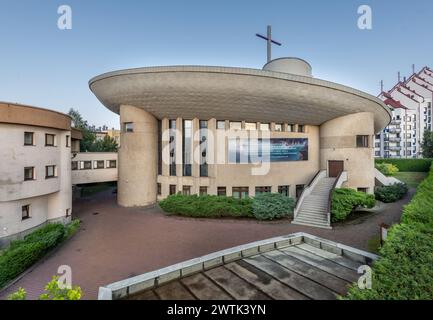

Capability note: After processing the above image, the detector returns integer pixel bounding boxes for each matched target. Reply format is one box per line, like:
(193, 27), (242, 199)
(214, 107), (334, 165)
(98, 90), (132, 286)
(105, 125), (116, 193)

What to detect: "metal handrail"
(296, 170), (320, 206)
(294, 170), (324, 218)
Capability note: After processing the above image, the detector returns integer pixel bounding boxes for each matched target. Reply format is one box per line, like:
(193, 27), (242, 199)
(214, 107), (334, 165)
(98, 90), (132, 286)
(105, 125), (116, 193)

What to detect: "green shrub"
(375, 162), (399, 176)
(7, 287), (26, 300)
(39, 276), (82, 300)
(8, 277), (83, 300)
(252, 193), (295, 220)
(346, 164), (433, 300)
(331, 189), (376, 222)
(375, 183), (408, 203)
(375, 158), (433, 172)
(0, 221), (80, 289)
(159, 194), (254, 218)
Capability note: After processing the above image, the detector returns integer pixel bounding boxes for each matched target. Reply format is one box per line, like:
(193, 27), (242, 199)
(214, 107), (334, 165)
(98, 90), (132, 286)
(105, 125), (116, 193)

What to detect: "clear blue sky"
(1, 0), (432, 129)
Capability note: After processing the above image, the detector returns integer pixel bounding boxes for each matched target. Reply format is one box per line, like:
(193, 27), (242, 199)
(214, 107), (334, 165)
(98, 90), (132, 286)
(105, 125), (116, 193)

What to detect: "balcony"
(388, 137), (401, 143)
(390, 120), (401, 125)
(388, 128), (401, 134)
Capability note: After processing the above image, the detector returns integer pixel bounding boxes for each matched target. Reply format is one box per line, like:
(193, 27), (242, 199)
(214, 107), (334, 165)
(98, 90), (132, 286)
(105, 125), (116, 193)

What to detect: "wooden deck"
(127, 243), (362, 300)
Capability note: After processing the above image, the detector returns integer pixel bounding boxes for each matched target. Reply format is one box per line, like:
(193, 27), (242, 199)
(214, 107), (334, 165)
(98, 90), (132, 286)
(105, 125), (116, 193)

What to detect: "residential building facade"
(375, 66), (433, 158)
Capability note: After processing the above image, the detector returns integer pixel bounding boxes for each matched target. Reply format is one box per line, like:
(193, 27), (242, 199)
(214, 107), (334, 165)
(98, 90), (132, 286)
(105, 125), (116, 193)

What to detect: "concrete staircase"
(292, 177), (336, 229)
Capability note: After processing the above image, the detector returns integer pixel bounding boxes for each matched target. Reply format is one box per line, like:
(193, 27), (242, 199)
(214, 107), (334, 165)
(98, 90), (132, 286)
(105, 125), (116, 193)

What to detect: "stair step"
(295, 215), (328, 222)
(292, 220), (331, 229)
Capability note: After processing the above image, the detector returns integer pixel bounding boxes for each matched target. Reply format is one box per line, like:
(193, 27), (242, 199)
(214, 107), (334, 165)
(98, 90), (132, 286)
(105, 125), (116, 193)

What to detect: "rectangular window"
(232, 187), (249, 199)
(124, 122), (133, 133)
(217, 187), (226, 196)
(245, 122), (257, 130)
(230, 121), (242, 130)
(66, 135), (70, 147)
(199, 186), (208, 196)
(255, 186), (271, 195)
(183, 120), (192, 177)
(356, 135), (369, 148)
(274, 124), (283, 132)
(107, 160), (117, 168)
(24, 167), (35, 181)
(182, 185), (191, 196)
(278, 185), (290, 197)
(94, 160), (105, 169)
(66, 208), (71, 217)
(298, 125), (305, 133)
(169, 184), (177, 195)
(357, 188), (368, 193)
(22, 205), (30, 220)
(296, 185), (305, 198)
(169, 119), (176, 176)
(260, 123), (270, 131)
(81, 161), (92, 170)
(71, 161), (78, 171)
(24, 132), (34, 146)
(200, 120), (208, 177)
(45, 134), (55, 146)
(158, 120), (162, 175)
(216, 120), (226, 130)
(45, 165), (56, 178)
(157, 183), (161, 196)
(286, 124), (295, 132)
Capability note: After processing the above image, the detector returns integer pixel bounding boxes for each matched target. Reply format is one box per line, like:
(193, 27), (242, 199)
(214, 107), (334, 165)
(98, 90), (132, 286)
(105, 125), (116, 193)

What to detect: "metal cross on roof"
(256, 25), (282, 63)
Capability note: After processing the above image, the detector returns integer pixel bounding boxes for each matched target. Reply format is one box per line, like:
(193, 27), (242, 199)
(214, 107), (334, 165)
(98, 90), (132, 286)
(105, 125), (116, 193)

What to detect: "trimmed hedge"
(252, 193), (295, 220)
(0, 221), (80, 289)
(331, 189), (376, 222)
(375, 158), (433, 172)
(375, 183), (408, 203)
(346, 164), (433, 300)
(375, 163), (399, 176)
(159, 194), (254, 218)
(159, 193), (295, 221)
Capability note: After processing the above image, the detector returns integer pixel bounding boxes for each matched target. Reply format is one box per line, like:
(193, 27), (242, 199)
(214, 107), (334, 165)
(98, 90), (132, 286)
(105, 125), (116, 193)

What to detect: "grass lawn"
(393, 172), (428, 188)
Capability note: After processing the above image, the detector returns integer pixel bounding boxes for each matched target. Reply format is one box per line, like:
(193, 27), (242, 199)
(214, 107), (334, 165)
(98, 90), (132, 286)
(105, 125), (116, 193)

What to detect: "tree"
(93, 135), (119, 152)
(68, 108), (118, 152)
(421, 129), (433, 158)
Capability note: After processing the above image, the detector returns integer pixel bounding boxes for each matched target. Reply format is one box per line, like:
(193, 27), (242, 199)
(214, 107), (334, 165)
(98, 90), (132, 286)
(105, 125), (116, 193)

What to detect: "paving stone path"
(0, 188), (415, 300)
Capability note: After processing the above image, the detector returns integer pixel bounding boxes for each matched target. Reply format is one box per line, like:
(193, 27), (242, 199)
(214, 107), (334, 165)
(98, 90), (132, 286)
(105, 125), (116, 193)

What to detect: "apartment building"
(375, 66), (433, 158)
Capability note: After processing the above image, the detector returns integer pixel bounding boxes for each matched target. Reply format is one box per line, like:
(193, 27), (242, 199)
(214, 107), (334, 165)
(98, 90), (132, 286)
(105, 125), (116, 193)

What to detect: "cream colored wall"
(0, 123), (72, 246)
(320, 112), (375, 192)
(72, 152), (118, 185)
(118, 105), (158, 207)
(157, 119), (320, 200)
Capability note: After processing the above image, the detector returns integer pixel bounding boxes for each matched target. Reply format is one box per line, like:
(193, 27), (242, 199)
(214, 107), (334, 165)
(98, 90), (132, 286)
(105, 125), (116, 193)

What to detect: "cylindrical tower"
(263, 57), (313, 77)
(118, 105), (158, 207)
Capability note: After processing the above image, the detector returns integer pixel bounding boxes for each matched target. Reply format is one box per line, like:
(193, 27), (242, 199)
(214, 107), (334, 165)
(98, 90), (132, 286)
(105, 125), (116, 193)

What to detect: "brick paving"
(0, 188), (415, 300)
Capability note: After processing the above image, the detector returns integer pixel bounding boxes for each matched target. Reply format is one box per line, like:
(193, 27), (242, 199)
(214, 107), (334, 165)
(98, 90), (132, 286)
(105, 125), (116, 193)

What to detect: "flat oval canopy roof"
(89, 66), (391, 132)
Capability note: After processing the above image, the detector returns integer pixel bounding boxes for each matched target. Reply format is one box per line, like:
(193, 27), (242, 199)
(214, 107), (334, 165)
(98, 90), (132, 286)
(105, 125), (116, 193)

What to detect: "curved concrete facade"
(90, 60), (391, 207)
(0, 103), (72, 247)
(118, 105), (158, 207)
(262, 57), (313, 77)
(320, 112), (376, 192)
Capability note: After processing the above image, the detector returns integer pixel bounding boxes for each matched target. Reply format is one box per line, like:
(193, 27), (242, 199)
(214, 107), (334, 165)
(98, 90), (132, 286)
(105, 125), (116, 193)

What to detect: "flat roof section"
(99, 233), (378, 300)
(89, 66), (392, 133)
(0, 102), (71, 131)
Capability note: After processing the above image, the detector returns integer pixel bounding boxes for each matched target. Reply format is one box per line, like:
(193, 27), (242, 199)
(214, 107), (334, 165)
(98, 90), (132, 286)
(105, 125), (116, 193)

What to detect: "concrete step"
(296, 215), (328, 223)
(292, 219), (332, 229)
(298, 211), (328, 218)
(299, 209), (327, 215)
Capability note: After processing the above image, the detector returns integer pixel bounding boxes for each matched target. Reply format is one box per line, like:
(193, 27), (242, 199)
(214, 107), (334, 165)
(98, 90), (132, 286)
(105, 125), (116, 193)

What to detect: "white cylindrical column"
(118, 105), (158, 207)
